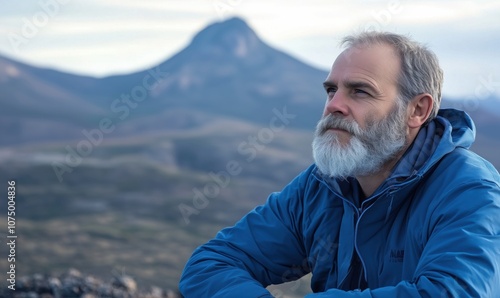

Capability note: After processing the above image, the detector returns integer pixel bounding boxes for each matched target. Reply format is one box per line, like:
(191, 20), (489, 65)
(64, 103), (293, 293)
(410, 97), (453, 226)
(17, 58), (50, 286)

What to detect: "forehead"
(327, 43), (401, 87)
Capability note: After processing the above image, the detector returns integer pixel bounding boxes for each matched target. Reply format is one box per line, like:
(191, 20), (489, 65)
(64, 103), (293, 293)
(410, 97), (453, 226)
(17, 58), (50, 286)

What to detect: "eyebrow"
(322, 81), (336, 89)
(323, 80), (379, 94)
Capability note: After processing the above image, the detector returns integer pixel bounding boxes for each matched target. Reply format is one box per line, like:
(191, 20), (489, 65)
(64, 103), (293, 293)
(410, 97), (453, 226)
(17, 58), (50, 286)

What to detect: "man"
(179, 32), (500, 297)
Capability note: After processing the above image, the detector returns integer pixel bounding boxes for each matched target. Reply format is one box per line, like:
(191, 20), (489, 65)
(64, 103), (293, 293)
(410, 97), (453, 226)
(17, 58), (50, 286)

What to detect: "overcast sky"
(1, 0), (500, 99)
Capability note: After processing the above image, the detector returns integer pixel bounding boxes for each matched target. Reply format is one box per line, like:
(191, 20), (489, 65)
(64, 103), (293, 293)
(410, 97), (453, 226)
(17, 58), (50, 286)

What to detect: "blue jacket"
(179, 109), (500, 297)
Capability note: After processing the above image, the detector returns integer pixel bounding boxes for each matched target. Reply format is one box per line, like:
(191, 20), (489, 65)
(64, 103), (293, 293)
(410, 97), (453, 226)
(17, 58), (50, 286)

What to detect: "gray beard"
(312, 100), (408, 179)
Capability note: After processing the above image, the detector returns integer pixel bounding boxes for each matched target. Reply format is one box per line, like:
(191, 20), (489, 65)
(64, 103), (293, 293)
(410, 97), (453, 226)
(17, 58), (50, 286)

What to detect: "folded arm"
(179, 172), (309, 297)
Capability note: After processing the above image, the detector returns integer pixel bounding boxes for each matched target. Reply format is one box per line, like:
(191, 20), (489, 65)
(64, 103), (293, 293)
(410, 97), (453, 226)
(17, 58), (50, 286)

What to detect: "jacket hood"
(418, 108), (476, 174)
(435, 108), (475, 150)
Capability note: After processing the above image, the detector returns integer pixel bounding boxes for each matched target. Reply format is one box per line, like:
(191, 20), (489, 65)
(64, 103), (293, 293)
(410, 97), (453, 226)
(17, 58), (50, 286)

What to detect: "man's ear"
(407, 93), (433, 128)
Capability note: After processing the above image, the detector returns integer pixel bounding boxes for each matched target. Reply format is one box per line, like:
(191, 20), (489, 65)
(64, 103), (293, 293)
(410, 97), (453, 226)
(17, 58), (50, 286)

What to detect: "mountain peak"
(189, 17), (263, 58)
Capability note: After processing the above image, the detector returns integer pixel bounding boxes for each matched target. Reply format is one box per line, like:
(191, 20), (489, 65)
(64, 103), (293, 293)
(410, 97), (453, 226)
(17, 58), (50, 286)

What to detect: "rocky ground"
(3, 269), (181, 298)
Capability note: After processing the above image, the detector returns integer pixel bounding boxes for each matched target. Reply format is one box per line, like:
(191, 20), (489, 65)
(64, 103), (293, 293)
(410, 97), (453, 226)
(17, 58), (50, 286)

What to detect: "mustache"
(316, 114), (360, 136)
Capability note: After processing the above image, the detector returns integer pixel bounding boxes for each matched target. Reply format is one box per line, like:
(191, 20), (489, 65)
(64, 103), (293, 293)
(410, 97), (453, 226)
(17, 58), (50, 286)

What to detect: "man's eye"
(354, 89), (369, 96)
(326, 87), (337, 94)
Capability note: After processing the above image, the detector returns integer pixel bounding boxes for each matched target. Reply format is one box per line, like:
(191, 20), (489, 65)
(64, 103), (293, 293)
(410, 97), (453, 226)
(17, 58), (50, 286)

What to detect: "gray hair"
(341, 32), (443, 124)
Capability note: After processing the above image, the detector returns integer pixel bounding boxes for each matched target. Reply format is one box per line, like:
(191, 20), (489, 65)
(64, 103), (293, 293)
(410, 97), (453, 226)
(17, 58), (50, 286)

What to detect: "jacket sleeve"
(305, 180), (500, 298)
(179, 169), (310, 298)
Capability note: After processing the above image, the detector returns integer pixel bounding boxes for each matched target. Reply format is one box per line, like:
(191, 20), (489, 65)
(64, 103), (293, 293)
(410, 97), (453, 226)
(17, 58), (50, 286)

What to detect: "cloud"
(0, 0), (499, 96)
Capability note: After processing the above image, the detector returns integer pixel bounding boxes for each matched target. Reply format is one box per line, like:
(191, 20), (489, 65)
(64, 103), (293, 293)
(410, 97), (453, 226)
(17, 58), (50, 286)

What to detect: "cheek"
(353, 110), (370, 126)
(356, 110), (380, 131)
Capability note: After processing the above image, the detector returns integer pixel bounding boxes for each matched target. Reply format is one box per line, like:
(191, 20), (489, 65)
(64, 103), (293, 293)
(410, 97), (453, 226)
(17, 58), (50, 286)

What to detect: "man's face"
(312, 43), (409, 178)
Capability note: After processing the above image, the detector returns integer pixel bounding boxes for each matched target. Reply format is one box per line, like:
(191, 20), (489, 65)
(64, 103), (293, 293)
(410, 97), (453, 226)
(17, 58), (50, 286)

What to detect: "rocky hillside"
(2, 269), (180, 298)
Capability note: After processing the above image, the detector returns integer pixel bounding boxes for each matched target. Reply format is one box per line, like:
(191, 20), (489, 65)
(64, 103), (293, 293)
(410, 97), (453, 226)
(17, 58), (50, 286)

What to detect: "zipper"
(336, 203), (360, 288)
(353, 186), (398, 287)
(353, 205), (370, 287)
(358, 261), (365, 289)
(314, 171), (420, 288)
(353, 177), (419, 287)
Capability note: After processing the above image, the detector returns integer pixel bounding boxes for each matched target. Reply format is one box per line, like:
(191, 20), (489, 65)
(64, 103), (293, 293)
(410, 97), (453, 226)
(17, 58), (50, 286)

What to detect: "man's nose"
(325, 91), (349, 117)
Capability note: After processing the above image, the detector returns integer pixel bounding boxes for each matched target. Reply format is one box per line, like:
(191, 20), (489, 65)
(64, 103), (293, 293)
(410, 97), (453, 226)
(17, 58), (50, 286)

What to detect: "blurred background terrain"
(0, 16), (499, 297)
